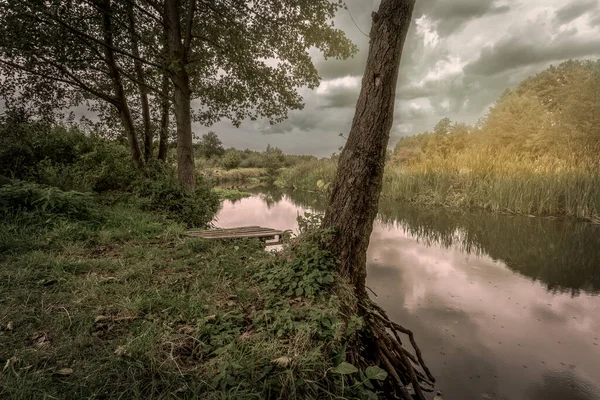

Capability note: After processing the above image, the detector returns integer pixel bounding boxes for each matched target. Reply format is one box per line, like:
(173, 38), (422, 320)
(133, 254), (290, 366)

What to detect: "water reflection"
(248, 186), (600, 296)
(215, 189), (600, 400)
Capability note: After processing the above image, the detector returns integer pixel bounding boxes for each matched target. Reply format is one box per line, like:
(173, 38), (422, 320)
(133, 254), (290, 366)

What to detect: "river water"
(213, 188), (600, 400)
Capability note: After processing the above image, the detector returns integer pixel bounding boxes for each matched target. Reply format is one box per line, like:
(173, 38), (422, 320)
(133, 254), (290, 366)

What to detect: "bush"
(220, 151), (242, 170)
(0, 181), (98, 221)
(0, 121), (135, 192)
(133, 163), (220, 227)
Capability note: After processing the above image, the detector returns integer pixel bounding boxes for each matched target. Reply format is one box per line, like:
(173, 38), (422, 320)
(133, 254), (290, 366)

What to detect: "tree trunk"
(322, 3), (435, 398)
(97, 0), (144, 170)
(158, 70), (170, 161)
(164, 0), (195, 191)
(323, 0), (415, 298)
(126, 1), (153, 162)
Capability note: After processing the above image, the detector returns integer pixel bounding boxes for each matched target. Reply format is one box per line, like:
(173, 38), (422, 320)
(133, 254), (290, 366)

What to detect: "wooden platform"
(184, 226), (285, 244)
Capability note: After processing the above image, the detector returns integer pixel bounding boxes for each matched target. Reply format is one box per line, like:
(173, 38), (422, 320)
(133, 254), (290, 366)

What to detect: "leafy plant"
(132, 162), (220, 227)
(0, 181), (98, 221)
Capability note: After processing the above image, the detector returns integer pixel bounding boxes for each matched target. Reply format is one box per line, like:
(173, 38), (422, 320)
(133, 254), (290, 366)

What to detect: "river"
(213, 187), (600, 400)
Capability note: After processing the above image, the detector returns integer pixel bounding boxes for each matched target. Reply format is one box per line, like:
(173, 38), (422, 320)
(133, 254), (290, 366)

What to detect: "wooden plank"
(184, 226), (283, 240)
(198, 228), (278, 236)
(185, 231), (281, 239)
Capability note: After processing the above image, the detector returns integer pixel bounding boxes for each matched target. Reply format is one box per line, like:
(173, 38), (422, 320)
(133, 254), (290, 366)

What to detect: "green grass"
(0, 201), (381, 399)
(200, 168), (269, 184)
(278, 157), (600, 220)
(382, 161), (600, 220)
(278, 159), (338, 193)
(212, 187), (252, 201)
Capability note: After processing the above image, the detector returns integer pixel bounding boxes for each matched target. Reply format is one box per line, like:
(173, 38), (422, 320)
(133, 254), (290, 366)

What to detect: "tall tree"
(145, 0), (356, 190)
(126, 0), (154, 161)
(0, 0), (153, 169)
(322, 1), (434, 398)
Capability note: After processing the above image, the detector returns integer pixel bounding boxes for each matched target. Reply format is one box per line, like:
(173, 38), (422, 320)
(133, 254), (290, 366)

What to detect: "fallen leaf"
(114, 346), (131, 357)
(95, 315), (109, 323)
(3, 356), (17, 371)
(271, 356), (292, 367)
(56, 368), (73, 376)
(178, 325), (195, 335)
(6, 321), (13, 331)
(32, 332), (49, 349)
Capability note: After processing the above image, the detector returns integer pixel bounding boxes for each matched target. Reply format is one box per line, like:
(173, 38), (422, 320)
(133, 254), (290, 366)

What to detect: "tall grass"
(278, 158), (338, 192)
(279, 154), (600, 220)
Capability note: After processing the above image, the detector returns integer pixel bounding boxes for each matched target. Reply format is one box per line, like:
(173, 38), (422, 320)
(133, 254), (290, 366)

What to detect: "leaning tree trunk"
(323, 0), (413, 296)
(164, 0), (196, 191)
(322, 1), (435, 398)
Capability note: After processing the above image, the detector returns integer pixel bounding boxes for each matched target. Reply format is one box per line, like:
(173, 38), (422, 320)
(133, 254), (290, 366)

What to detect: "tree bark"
(158, 70), (170, 161)
(322, 0), (416, 297)
(97, 0), (145, 170)
(164, 0), (195, 191)
(126, 0), (153, 162)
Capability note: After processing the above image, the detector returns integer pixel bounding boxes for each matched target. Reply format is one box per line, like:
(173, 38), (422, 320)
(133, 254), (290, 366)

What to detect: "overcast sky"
(205, 0), (600, 156)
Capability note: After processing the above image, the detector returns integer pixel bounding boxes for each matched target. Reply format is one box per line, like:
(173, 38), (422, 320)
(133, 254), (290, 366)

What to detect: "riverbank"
(0, 193), (397, 399)
(213, 190), (600, 400)
(277, 159), (600, 222)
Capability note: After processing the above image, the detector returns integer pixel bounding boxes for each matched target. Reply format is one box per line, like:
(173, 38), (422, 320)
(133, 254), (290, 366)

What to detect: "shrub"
(0, 121), (135, 192)
(220, 151), (242, 170)
(133, 163), (220, 227)
(0, 181), (98, 221)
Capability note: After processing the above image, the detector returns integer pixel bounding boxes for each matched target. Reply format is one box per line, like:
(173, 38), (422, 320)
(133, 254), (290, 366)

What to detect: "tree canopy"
(0, 0), (356, 187)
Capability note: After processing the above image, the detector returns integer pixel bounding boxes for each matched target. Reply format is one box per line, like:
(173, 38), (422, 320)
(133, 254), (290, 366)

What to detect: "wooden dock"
(184, 226), (286, 245)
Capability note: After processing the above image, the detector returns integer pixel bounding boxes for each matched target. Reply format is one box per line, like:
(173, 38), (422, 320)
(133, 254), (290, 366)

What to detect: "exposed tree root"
(352, 299), (436, 399)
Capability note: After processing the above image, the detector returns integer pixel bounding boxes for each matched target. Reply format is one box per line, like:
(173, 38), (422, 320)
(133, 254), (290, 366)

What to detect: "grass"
(212, 187), (252, 201)
(278, 156), (600, 220)
(382, 154), (600, 220)
(278, 159), (338, 193)
(0, 200), (382, 399)
(200, 168), (269, 184)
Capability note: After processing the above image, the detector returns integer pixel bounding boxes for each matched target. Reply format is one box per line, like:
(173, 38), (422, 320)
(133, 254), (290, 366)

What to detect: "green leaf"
(331, 361), (358, 375)
(295, 287), (303, 296)
(365, 366), (388, 381)
(332, 343), (347, 367)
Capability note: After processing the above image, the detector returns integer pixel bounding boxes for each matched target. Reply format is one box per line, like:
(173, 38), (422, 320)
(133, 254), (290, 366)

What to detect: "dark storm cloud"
(464, 36), (600, 76)
(321, 87), (360, 109)
(199, 0), (600, 155)
(554, 0), (598, 25)
(590, 9), (600, 27)
(415, 0), (510, 35)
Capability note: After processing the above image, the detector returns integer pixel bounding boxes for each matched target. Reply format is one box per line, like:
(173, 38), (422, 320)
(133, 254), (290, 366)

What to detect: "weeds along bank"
(279, 61), (600, 220)
(0, 122), (398, 399)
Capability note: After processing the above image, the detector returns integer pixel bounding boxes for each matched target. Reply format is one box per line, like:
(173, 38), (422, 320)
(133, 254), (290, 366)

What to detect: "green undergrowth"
(0, 202), (388, 399)
(212, 187), (252, 201)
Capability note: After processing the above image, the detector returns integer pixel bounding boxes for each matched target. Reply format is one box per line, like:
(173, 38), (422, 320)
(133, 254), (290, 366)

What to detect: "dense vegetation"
(280, 60), (600, 221)
(0, 119), (396, 399)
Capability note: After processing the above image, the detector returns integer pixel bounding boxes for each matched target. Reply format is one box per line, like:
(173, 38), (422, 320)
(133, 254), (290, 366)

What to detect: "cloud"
(415, 0), (511, 35)
(464, 35), (600, 76)
(554, 0), (598, 25)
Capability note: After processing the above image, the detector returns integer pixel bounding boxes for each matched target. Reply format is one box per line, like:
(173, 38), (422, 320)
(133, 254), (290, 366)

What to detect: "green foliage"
(0, 181), (98, 222)
(220, 150), (242, 170)
(196, 131), (225, 159)
(257, 217), (337, 300)
(133, 163), (220, 228)
(0, 120), (135, 192)
(279, 158), (338, 192)
(212, 187), (252, 201)
(263, 145), (285, 180)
